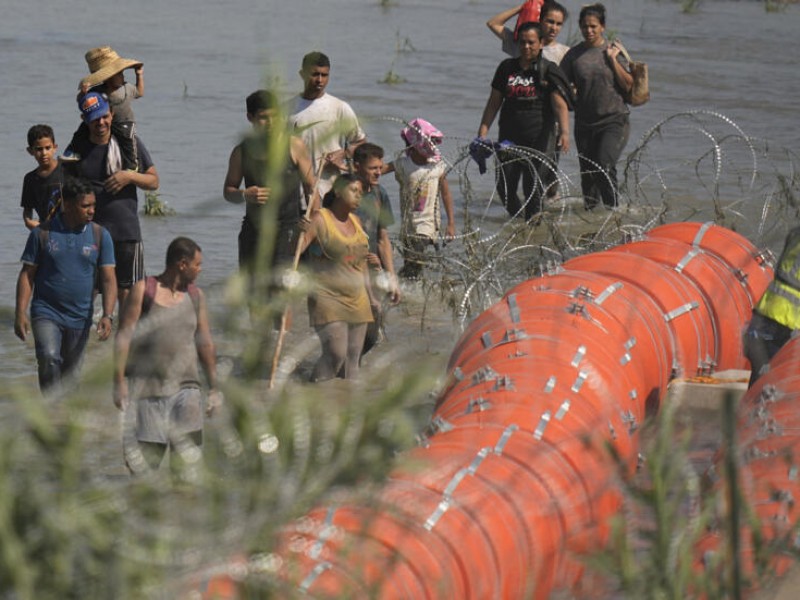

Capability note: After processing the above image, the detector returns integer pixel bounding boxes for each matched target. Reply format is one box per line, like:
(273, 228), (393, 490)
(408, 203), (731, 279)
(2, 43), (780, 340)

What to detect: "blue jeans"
(31, 317), (91, 392)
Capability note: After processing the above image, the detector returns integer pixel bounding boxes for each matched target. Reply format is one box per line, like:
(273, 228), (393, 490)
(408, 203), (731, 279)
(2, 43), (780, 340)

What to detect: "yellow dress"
(307, 208), (373, 326)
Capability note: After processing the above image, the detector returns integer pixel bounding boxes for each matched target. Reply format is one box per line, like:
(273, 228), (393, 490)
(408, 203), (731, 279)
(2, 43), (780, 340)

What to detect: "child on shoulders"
(383, 118), (455, 280)
(64, 46), (144, 171)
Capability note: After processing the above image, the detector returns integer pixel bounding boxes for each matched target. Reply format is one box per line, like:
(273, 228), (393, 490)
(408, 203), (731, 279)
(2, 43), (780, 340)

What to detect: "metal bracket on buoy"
(674, 248), (701, 274)
(571, 345), (587, 367)
(507, 293), (521, 323)
(566, 302), (588, 318)
(621, 410), (638, 433)
(501, 328), (528, 344)
(570, 285), (594, 300)
(755, 248), (776, 269)
(571, 371), (588, 393)
(430, 416), (454, 434)
(308, 507), (337, 559)
(691, 221), (713, 247)
(555, 399), (570, 420)
(424, 446), (495, 531)
(494, 424), (518, 454)
(663, 301), (700, 322)
(472, 366), (499, 384)
(299, 561), (333, 592)
(481, 332), (493, 349)
(466, 396), (492, 413)
(534, 411), (551, 440)
(594, 282), (623, 306)
(492, 376), (515, 391)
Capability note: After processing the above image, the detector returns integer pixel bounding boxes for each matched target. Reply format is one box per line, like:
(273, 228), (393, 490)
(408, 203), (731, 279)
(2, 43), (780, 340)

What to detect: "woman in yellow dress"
(299, 174), (375, 381)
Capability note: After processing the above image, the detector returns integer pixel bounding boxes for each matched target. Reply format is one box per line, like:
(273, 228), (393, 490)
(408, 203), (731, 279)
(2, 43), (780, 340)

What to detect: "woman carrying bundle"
(560, 3), (633, 209)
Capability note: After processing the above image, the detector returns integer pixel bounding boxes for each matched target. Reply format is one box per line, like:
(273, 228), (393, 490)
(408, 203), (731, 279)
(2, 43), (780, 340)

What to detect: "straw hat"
(81, 46), (142, 87)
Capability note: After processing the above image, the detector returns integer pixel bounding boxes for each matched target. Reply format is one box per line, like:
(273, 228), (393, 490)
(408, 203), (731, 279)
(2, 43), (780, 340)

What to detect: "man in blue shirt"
(14, 176), (117, 393)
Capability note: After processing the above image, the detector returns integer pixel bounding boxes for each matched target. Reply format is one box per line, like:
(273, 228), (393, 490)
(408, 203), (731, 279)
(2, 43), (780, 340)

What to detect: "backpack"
(141, 275), (201, 316)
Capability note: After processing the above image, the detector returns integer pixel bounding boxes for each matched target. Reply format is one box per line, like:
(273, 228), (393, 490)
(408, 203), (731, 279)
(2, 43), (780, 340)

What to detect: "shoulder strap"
(91, 222), (103, 254)
(537, 55), (549, 86)
(612, 39), (633, 63)
(141, 276), (200, 316)
(37, 221), (51, 250)
(141, 275), (158, 315)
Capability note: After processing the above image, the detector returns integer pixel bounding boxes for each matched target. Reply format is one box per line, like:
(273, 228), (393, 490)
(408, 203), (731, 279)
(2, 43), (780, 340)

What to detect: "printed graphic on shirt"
(506, 74), (539, 99)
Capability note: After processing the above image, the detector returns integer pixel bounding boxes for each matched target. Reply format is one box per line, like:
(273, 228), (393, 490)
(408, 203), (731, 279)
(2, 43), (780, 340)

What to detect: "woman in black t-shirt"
(477, 21), (572, 221)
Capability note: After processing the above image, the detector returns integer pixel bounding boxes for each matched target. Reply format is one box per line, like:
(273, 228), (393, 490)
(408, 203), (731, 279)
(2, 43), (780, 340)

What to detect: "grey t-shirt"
(107, 82), (140, 123)
(560, 42), (629, 126)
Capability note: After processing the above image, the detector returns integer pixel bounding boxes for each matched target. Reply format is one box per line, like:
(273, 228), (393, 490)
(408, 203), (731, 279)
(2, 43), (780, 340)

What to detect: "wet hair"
(246, 89), (279, 115)
(27, 124), (55, 147)
(541, 1), (568, 22)
(301, 51), (331, 72)
(579, 3), (606, 27)
(166, 236), (202, 267)
(61, 176), (94, 203)
(322, 173), (359, 208)
(517, 21), (543, 40)
(353, 142), (384, 165)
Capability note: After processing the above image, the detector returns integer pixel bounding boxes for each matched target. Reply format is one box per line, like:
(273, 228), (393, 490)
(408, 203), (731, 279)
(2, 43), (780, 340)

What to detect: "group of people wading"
(14, 2), (645, 475)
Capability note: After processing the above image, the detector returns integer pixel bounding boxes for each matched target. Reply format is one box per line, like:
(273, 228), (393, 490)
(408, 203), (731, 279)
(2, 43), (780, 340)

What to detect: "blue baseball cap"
(79, 92), (110, 122)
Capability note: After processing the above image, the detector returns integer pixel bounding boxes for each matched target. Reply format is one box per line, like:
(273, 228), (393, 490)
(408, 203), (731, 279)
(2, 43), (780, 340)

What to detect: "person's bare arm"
(223, 145), (269, 205)
(134, 66), (144, 97)
(22, 208), (39, 231)
(113, 279), (145, 410)
(14, 264), (36, 341)
(194, 289), (223, 417)
(96, 265), (117, 341)
(291, 136), (320, 212)
(478, 89), (504, 138)
(551, 91), (571, 154)
(607, 45), (633, 95)
(377, 227), (400, 304)
(104, 165), (160, 195)
(296, 212), (321, 255)
(487, 3), (525, 39)
(439, 174), (456, 240)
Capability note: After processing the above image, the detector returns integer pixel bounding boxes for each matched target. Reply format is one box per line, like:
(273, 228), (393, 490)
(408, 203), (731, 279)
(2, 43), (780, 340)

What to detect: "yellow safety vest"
(756, 227), (800, 330)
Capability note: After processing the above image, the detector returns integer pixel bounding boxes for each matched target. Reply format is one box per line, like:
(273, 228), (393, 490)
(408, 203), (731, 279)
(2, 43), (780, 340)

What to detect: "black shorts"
(238, 217), (299, 271)
(114, 240), (145, 288)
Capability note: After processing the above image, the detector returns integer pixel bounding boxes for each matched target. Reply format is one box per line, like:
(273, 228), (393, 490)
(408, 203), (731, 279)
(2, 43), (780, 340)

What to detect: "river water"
(1, 0), (799, 386)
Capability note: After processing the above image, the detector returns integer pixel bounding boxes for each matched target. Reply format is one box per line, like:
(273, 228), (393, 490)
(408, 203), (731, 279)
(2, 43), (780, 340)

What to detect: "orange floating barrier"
(565, 251), (717, 377)
(608, 237), (754, 370)
(263, 222), (778, 599)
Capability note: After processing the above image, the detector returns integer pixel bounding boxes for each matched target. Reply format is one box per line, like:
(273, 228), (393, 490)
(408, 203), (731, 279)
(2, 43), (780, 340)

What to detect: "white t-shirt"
(543, 42), (570, 65)
(393, 154), (446, 242)
(285, 92), (365, 196)
(501, 27), (569, 65)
